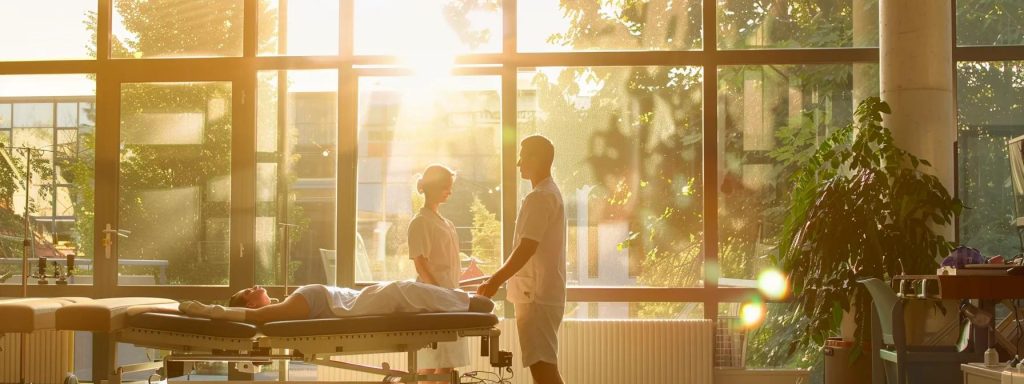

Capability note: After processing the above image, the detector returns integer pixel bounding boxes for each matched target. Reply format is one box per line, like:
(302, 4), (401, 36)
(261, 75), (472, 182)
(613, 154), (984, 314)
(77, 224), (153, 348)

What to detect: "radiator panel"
(0, 330), (74, 383)
(316, 318), (713, 384)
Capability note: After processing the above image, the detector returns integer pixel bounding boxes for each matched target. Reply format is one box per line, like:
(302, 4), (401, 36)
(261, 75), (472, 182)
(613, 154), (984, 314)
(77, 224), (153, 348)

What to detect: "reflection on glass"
(957, 2), (1024, 46)
(957, 61), (1024, 258)
(518, 0), (701, 52)
(357, 76), (502, 282)
(718, 0), (878, 49)
(256, 70), (338, 286)
(119, 82), (231, 286)
(0, 75), (94, 286)
(518, 66), (704, 289)
(717, 64), (878, 281)
(0, 1), (95, 61)
(113, 0), (244, 58)
(258, 0), (339, 56)
(355, 0), (501, 55)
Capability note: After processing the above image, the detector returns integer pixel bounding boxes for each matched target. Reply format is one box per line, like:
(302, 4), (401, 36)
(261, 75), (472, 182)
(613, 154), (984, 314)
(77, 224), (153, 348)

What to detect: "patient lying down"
(176, 281), (494, 325)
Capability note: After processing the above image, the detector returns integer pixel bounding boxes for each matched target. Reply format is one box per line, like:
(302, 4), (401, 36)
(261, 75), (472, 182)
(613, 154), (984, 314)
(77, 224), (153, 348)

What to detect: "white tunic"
(507, 177), (567, 306)
(408, 208), (462, 289)
(406, 208), (469, 368)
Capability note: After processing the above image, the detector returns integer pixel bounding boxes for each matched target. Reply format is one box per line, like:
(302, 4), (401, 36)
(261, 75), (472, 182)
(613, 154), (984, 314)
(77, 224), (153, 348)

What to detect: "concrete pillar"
(880, 0), (955, 237)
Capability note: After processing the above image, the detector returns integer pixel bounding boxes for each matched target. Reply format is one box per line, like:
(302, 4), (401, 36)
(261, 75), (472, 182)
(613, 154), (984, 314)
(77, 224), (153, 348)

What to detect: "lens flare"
(740, 302), (766, 328)
(757, 268), (789, 300)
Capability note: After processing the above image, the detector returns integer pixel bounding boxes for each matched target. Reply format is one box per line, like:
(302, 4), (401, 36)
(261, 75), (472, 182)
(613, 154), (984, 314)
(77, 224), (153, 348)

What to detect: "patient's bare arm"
(179, 294), (310, 324)
(244, 294), (310, 324)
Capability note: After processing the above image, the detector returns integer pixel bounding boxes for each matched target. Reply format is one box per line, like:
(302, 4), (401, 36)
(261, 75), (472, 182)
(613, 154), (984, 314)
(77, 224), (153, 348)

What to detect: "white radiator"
(318, 318), (713, 384)
(0, 330), (75, 383)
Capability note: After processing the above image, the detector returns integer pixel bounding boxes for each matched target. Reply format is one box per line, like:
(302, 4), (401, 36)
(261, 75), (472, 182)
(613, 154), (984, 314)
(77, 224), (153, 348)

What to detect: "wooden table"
(893, 274), (1024, 300)
(894, 274), (1024, 356)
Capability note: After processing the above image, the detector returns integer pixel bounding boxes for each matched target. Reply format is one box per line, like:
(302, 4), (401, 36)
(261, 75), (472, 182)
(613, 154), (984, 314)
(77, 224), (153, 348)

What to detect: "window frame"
(0, 0), (1018, 323)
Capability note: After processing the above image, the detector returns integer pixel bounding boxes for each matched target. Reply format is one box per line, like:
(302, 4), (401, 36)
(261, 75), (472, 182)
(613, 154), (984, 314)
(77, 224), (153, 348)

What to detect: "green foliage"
(0, 144), (58, 260)
(470, 195), (501, 274)
(772, 97), (961, 356)
(956, 61), (1024, 258)
(956, 1), (1024, 46)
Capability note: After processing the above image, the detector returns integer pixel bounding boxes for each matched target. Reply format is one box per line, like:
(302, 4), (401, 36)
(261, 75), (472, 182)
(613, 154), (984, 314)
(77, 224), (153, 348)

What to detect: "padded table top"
(121, 312), (498, 338)
(56, 297), (178, 332)
(128, 312), (260, 338)
(259, 313), (499, 337)
(0, 297), (93, 333)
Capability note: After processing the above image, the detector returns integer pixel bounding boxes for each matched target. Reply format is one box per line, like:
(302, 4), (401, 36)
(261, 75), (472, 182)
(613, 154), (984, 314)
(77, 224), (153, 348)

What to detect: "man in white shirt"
(478, 135), (566, 384)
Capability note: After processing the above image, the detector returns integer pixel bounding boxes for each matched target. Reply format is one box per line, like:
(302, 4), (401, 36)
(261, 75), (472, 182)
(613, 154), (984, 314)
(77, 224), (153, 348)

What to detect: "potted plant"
(773, 96), (962, 355)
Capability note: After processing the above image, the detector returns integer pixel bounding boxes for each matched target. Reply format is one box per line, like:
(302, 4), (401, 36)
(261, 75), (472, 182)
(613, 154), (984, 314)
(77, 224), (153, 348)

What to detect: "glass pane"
(57, 103), (78, 128)
(357, 76), (502, 283)
(354, 0), (501, 55)
(0, 104), (10, 128)
(0, 1), (96, 61)
(12, 128), (53, 153)
(0, 75), (95, 99)
(256, 69), (338, 287)
(113, 0), (244, 58)
(13, 104), (54, 128)
(567, 302), (704, 319)
(958, 61), (1024, 258)
(957, 1), (1024, 46)
(519, 0), (702, 52)
(718, 0), (878, 49)
(0, 75), (95, 286)
(79, 103), (96, 132)
(258, 0), (339, 56)
(119, 82), (232, 286)
(518, 66), (704, 288)
(717, 64), (879, 281)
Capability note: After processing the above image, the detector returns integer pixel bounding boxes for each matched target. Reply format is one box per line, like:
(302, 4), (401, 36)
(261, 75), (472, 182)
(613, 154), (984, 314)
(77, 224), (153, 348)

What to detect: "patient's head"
(229, 285), (272, 308)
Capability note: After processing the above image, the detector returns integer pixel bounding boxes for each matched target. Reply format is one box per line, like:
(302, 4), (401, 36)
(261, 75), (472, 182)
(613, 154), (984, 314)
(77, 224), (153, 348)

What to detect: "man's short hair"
(521, 135), (554, 169)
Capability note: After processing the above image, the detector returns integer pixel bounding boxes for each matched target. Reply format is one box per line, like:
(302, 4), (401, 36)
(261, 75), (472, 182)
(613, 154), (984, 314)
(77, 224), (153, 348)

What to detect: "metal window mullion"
(336, 0), (357, 288)
(243, 0), (258, 58)
(501, 0), (517, 259)
(93, 71), (118, 297)
(500, 0), (517, 319)
(954, 45), (1024, 62)
(702, 0), (719, 323)
(231, 64), (258, 292)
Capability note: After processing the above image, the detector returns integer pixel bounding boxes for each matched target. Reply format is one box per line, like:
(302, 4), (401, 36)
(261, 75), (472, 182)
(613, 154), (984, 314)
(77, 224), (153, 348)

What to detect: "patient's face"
(238, 285), (271, 308)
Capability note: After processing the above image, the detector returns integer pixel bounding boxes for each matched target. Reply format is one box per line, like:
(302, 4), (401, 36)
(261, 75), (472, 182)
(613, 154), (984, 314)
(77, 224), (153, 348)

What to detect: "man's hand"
(477, 279), (499, 298)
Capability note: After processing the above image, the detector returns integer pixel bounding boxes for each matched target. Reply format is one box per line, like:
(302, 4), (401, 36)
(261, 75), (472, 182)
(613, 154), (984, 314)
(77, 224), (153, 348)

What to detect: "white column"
(880, 0), (955, 236)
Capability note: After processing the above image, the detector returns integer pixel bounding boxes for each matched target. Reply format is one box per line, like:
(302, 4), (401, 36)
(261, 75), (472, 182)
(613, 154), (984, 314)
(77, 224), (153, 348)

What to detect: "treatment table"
(52, 298), (510, 384)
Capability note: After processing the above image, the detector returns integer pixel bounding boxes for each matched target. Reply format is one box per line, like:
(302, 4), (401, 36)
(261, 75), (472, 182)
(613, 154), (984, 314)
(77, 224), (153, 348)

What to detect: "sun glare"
(740, 302), (766, 328)
(757, 268), (789, 300)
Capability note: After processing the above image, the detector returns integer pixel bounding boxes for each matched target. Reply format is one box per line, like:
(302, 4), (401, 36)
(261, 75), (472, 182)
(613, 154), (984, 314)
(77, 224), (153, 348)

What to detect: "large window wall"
(1, 0), (1021, 372)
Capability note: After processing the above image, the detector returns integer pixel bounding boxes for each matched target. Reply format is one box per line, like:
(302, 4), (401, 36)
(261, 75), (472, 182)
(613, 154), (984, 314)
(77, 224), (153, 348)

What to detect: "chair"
(859, 278), (982, 384)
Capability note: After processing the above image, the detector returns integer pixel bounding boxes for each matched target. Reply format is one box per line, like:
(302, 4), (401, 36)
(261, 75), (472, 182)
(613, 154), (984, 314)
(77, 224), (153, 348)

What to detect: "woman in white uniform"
(407, 164), (469, 382)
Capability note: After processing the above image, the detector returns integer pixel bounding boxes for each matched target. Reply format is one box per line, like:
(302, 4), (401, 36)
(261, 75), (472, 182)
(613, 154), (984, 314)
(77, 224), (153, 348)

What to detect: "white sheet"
(323, 281), (470, 318)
